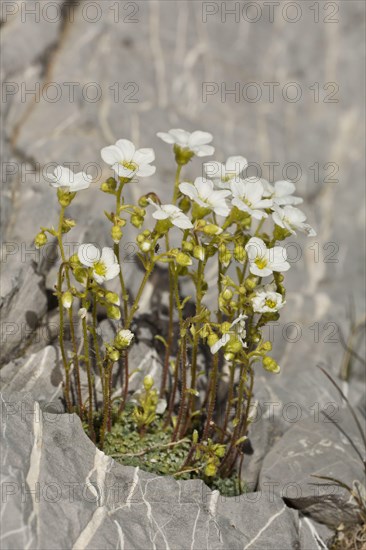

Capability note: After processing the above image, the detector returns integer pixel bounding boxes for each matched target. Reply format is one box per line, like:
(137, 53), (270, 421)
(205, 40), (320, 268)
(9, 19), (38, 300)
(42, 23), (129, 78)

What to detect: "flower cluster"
(35, 126), (316, 482)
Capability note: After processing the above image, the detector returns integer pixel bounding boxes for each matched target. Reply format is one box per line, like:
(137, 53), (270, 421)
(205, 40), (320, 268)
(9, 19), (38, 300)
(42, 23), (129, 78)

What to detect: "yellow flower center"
(93, 261), (107, 277)
(265, 298), (277, 309)
(121, 160), (138, 172)
(255, 257), (267, 269)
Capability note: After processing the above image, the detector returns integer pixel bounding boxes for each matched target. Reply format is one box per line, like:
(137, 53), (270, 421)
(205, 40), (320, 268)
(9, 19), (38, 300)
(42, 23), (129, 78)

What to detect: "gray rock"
(1, 393), (312, 550)
(0, 346), (63, 411)
(259, 411), (365, 528)
(0, 260), (47, 364)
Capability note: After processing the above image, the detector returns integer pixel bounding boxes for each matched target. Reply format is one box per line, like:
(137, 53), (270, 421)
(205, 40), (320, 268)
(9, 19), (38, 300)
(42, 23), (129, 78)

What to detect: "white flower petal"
(100, 247), (118, 268)
(179, 182), (196, 200)
(194, 144), (215, 157)
(78, 244), (100, 267)
(101, 145), (123, 165)
(134, 148), (155, 165)
(188, 131), (213, 147)
(115, 139), (135, 160)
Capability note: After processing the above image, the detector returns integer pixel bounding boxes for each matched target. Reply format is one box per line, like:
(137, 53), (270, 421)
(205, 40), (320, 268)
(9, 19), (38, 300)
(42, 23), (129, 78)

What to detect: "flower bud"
(101, 177), (117, 194)
(105, 291), (120, 306)
(222, 288), (233, 301)
(182, 240), (194, 252)
(143, 375), (154, 391)
(203, 224), (223, 236)
(114, 329), (134, 350)
(106, 305), (121, 320)
(131, 214), (143, 228)
(61, 218), (76, 233)
(111, 225), (123, 243)
(262, 356), (280, 373)
(34, 232), (47, 249)
(176, 252), (192, 267)
(138, 195), (149, 207)
(106, 345), (120, 362)
(245, 276), (258, 291)
(207, 334), (219, 348)
(73, 267), (88, 284)
(234, 244), (246, 263)
(61, 291), (73, 309)
(204, 462), (217, 477)
(226, 339), (242, 354)
(224, 352), (235, 361)
(139, 241), (151, 253)
(193, 245), (205, 261)
(221, 322), (232, 333)
(262, 341), (272, 351)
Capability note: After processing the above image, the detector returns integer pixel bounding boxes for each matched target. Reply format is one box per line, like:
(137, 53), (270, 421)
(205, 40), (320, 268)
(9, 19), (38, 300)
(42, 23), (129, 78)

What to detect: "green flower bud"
(182, 240), (194, 252)
(262, 356), (280, 374)
(245, 276), (258, 291)
(101, 177), (117, 194)
(224, 352), (235, 361)
(262, 341), (272, 351)
(226, 338), (242, 354)
(61, 291), (73, 309)
(234, 244), (246, 263)
(105, 291), (120, 306)
(222, 288), (233, 301)
(131, 214), (143, 228)
(143, 375), (154, 391)
(176, 252), (192, 267)
(204, 462), (217, 477)
(106, 305), (121, 320)
(207, 334), (219, 348)
(192, 429), (199, 445)
(108, 347), (120, 362)
(111, 225), (123, 243)
(221, 322), (232, 333)
(73, 267), (88, 284)
(138, 195), (149, 207)
(203, 223), (223, 236)
(193, 245), (205, 261)
(69, 253), (80, 266)
(34, 232), (47, 249)
(61, 218), (76, 233)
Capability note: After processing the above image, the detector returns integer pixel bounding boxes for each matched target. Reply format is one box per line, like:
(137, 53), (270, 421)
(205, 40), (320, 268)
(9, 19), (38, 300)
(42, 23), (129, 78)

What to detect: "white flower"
(210, 314), (248, 354)
(147, 199), (193, 229)
(231, 177), (273, 219)
(47, 166), (92, 192)
(157, 129), (214, 157)
(101, 139), (155, 179)
(245, 237), (290, 277)
(179, 177), (231, 217)
(272, 205), (316, 237)
(252, 283), (286, 313)
(263, 180), (303, 206)
(78, 244), (120, 284)
(204, 156), (248, 188)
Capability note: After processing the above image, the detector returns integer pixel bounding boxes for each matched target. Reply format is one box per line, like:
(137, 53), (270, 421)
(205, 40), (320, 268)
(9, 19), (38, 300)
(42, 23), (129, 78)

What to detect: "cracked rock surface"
(1, 393), (328, 550)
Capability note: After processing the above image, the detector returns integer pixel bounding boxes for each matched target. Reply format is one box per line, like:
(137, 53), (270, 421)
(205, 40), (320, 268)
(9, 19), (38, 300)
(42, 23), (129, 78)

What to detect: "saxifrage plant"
(35, 128), (316, 485)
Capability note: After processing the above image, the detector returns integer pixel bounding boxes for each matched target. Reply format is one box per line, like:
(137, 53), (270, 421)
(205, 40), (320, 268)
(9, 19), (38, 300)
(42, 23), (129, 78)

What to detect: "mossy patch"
(99, 404), (245, 497)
